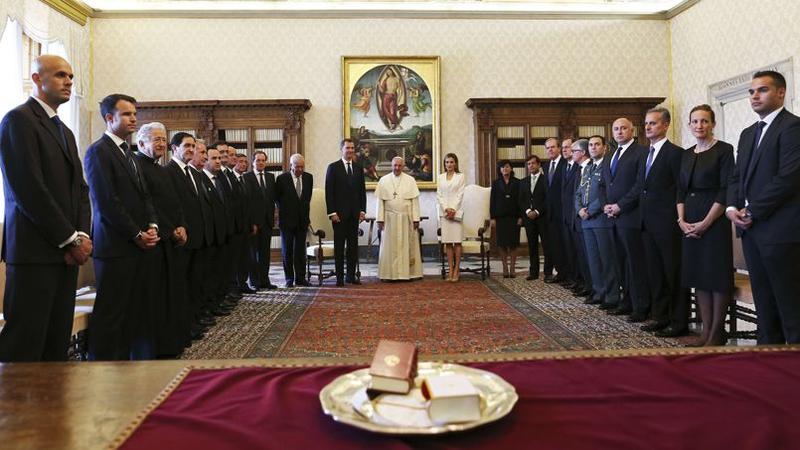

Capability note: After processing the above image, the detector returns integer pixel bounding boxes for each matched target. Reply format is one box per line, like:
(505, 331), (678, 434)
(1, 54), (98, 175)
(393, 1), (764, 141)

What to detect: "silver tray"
(319, 362), (518, 434)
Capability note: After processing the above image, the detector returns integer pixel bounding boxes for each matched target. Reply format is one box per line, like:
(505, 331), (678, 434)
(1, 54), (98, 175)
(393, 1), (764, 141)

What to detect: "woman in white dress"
(437, 153), (466, 282)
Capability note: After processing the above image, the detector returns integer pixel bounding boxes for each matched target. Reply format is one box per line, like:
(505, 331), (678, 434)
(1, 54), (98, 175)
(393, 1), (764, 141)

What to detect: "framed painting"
(342, 56), (441, 189)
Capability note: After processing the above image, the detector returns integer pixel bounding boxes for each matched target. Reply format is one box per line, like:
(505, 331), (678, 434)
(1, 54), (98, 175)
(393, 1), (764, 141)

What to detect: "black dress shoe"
(640, 322), (669, 332)
(584, 297), (601, 305)
(609, 307), (632, 316)
(655, 326), (690, 338)
(599, 303), (616, 310)
(543, 275), (556, 283)
(285, 281), (295, 288)
(525, 274), (537, 281)
(574, 289), (592, 297)
(627, 313), (647, 323)
(336, 279), (345, 287)
(265, 283), (278, 290)
(241, 286), (257, 294)
(190, 327), (205, 340)
(296, 280), (311, 287)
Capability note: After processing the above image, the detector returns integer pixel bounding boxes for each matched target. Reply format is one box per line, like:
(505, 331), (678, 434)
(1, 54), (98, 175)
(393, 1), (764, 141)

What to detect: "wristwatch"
(70, 236), (84, 248)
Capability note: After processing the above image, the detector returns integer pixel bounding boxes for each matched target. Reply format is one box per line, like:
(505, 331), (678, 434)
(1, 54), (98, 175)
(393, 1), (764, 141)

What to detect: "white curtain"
(0, 18), (24, 118)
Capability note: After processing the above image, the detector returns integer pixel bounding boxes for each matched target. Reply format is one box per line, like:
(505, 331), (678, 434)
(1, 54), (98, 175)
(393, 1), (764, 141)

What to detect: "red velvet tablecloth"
(119, 349), (800, 450)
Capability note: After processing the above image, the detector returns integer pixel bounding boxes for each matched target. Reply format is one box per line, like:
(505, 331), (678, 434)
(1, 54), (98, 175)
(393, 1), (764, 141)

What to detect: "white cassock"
(376, 172), (423, 280)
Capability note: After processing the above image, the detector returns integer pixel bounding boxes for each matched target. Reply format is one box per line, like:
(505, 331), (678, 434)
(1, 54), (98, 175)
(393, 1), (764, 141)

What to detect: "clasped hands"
(678, 218), (709, 239)
(64, 237), (93, 266)
(172, 226), (188, 247)
(135, 227), (160, 249)
(726, 208), (753, 230)
(603, 203), (621, 218)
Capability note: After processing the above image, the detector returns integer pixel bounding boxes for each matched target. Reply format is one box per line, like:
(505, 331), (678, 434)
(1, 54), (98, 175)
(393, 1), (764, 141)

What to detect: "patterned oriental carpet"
(181, 277), (680, 360)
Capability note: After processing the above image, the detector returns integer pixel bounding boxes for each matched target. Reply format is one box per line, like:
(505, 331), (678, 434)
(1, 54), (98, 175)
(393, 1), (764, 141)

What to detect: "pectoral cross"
(393, 191), (398, 198)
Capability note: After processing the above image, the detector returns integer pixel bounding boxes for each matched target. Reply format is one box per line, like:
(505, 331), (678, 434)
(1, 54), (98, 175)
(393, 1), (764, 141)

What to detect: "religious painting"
(342, 56), (441, 189)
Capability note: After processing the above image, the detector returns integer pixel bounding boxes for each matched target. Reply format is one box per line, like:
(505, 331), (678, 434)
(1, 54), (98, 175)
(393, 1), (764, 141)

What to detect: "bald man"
(0, 55), (92, 361)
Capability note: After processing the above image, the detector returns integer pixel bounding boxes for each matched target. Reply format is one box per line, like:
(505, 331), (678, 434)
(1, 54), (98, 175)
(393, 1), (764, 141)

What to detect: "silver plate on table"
(319, 362), (518, 434)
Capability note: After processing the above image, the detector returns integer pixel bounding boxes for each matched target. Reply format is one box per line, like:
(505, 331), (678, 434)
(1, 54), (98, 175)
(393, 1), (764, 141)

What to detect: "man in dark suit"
(726, 70), (800, 344)
(518, 155), (547, 280)
(233, 153), (256, 294)
(632, 107), (685, 336)
(133, 122), (190, 356)
(557, 138), (577, 287)
(275, 154), (313, 287)
(602, 118), (650, 322)
(0, 55), (92, 362)
(216, 143), (250, 298)
(194, 144), (232, 318)
(576, 136), (620, 310)
(325, 138), (367, 286)
(242, 151), (277, 290)
(542, 138), (567, 284)
(165, 132), (213, 340)
(566, 140), (592, 298)
(84, 94), (160, 360)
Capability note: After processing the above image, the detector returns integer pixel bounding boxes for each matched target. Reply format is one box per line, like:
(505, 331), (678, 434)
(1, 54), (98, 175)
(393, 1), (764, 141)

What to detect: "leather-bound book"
(368, 340), (418, 394)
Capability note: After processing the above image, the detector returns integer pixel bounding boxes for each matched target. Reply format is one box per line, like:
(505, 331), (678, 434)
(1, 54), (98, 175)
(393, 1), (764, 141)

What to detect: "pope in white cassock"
(376, 157), (423, 281)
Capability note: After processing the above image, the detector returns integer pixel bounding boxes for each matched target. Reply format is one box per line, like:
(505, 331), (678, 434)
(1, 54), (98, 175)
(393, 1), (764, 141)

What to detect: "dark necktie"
(259, 172), (266, 190)
(346, 162), (353, 176)
(745, 121), (767, 180)
(548, 160), (555, 185)
(120, 142), (141, 185)
(51, 115), (68, 148)
(212, 175), (225, 203)
(645, 146), (656, 178)
(184, 165), (197, 193)
(294, 176), (302, 198)
(610, 147), (622, 177)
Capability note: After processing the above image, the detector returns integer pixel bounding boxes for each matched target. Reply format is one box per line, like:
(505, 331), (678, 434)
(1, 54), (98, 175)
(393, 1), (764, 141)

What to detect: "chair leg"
(317, 255), (323, 286)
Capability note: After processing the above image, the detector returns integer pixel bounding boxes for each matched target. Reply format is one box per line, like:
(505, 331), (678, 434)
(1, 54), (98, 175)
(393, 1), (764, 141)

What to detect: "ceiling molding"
(88, 10), (670, 20)
(39, 0), (93, 26)
(79, 1), (700, 21)
(665, 0), (702, 19)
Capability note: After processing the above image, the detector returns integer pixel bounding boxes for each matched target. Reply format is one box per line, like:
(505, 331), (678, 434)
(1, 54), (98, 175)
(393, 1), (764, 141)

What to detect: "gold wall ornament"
(40, 0), (92, 26)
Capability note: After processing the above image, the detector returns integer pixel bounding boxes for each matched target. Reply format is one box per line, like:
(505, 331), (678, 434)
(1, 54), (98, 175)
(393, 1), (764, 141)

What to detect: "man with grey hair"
(274, 154), (313, 287)
(133, 122), (190, 356)
(564, 139), (592, 298)
(634, 107), (686, 337)
(0, 55), (92, 361)
(375, 157), (422, 281)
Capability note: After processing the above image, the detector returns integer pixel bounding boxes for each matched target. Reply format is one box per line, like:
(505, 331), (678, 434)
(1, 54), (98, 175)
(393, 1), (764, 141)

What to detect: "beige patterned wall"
(91, 18), (670, 182)
(91, 17), (669, 242)
(670, 0), (800, 148)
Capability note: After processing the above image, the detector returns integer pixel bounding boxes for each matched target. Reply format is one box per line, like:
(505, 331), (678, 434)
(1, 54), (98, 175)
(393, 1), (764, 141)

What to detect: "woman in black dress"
(677, 104), (735, 346)
(490, 160), (522, 277)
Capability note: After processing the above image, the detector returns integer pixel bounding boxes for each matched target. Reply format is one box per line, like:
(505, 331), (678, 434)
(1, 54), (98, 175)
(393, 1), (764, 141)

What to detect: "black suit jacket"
(561, 162), (579, 228)
(134, 152), (186, 241)
(242, 171), (276, 230)
(602, 142), (648, 229)
(165, 159), (206, 250)
(626, 140), (683, 235)
(223, 167), (249, 235)
(197, 170), (229, 246)
(0, 98), (90, 264)
(543, 157), (567, 225)
(84, 133), (157, 258)
(325, 160), (367, 220)
(727, 108), (800, 243)
(518, 173), (547, 225)
(275, 172), (313, 231)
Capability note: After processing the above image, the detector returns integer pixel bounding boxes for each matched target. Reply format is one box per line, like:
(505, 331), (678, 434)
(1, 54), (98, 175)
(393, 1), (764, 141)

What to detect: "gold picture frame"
(342, 56), (441, 189)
